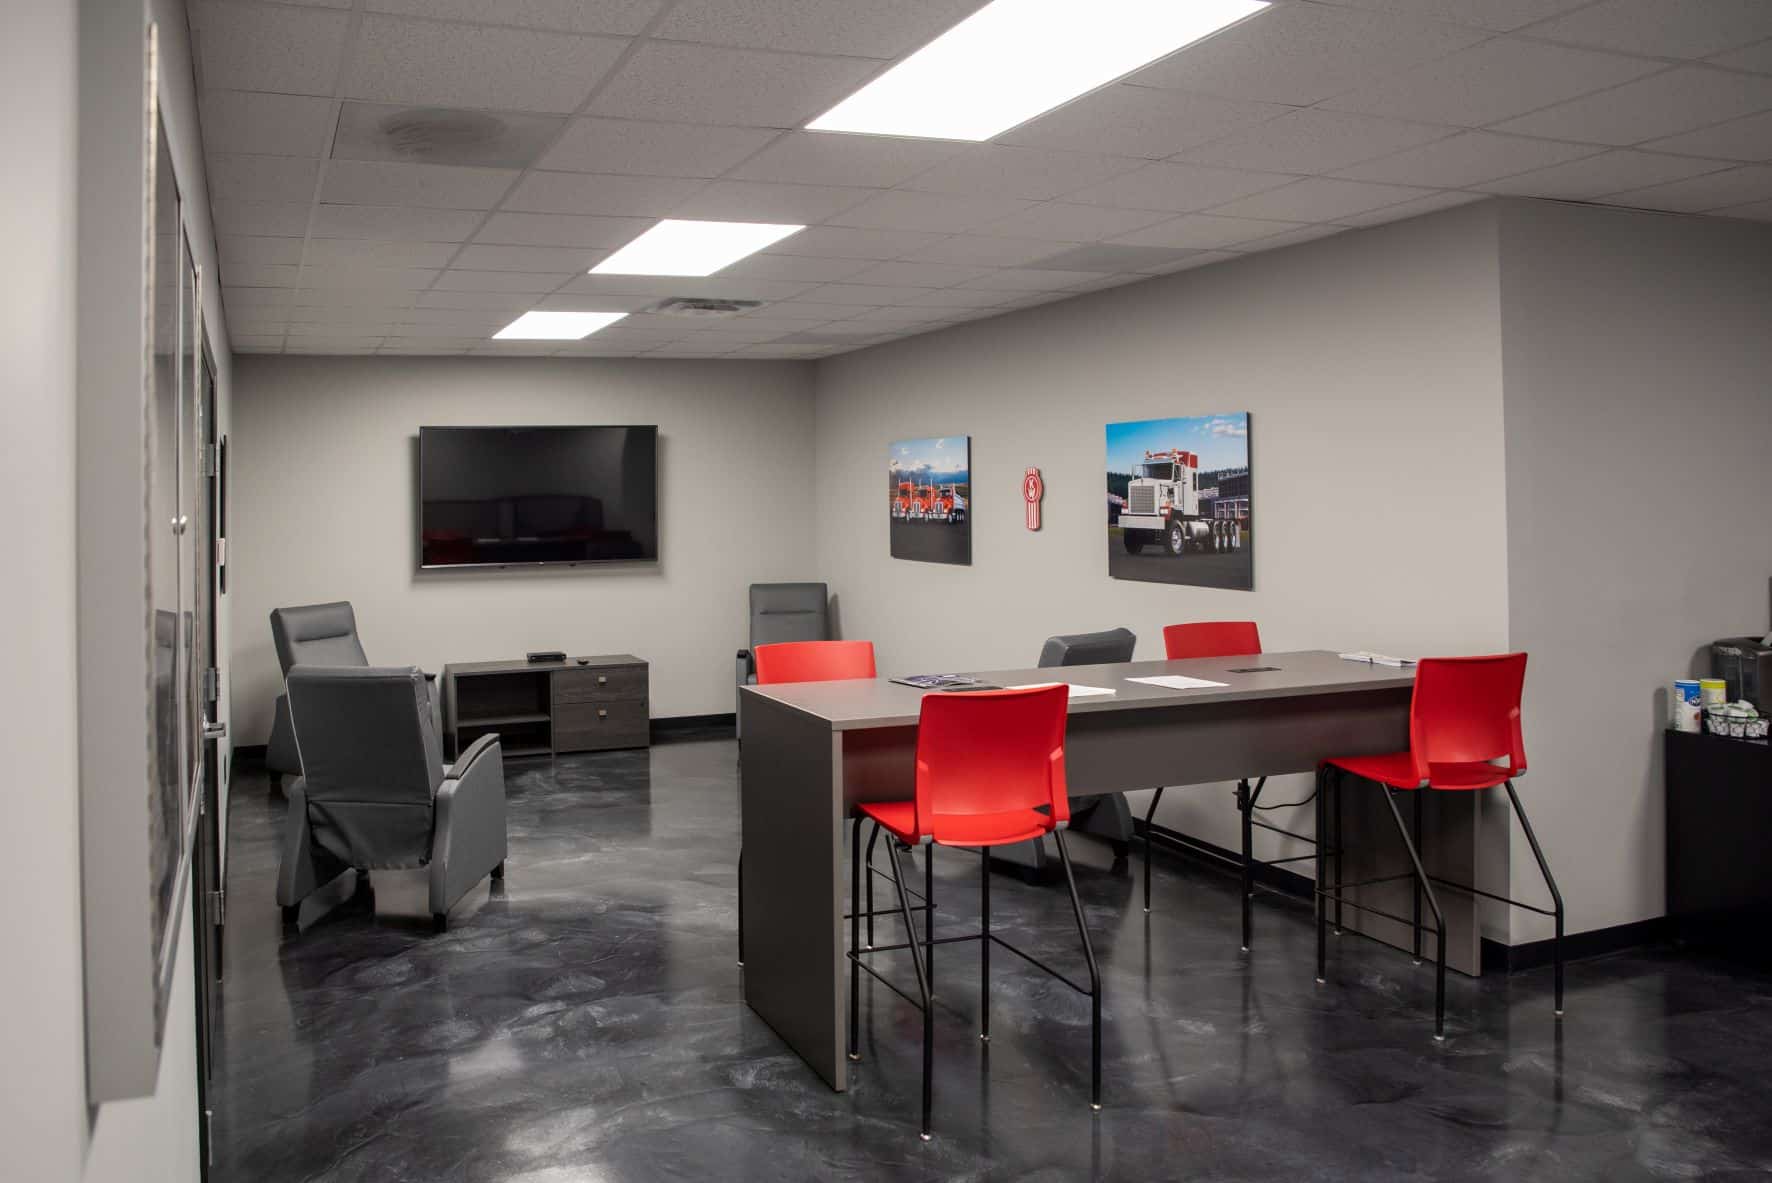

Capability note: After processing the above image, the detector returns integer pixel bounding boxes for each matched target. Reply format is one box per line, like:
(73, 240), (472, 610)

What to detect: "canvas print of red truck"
(890, 436), (971, 566)
(1106, 414), (1251, 590)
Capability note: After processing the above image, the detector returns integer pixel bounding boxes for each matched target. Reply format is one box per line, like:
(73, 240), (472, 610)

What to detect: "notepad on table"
(1007, 682), (1117, 697)
(1126, 674), (1229, 691)
(1337, 651), (1417, 668)
(891, 673), (996, 690)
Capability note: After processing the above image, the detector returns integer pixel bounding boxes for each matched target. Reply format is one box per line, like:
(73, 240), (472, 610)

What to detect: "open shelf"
(457, 711), (550, 728)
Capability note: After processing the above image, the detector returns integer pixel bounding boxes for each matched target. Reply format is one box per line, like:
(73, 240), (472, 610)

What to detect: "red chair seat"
(1325, 751), (1512, 791)
(859, 800), (1056, 848)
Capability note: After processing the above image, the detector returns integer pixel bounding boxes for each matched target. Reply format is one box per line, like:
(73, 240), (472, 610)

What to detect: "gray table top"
(741, 649), (1416, 731)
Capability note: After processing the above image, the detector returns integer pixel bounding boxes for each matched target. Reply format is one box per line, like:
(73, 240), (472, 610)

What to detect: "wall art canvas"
(889, 436), (971, 566)
(1106, 413), (1252, 590)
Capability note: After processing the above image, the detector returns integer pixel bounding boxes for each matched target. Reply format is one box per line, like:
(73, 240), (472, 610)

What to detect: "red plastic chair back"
(753, 640), (876, 685)
(1409, 653), (1529, 782)
(913, 685), (1069, 843)
(1163, 621), (1262, 660)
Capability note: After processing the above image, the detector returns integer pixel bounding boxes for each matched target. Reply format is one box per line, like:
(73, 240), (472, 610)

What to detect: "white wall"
(812, 203), (1512, 868)
(229, 355), (817, 742)
(1499, 200), (1772, 940)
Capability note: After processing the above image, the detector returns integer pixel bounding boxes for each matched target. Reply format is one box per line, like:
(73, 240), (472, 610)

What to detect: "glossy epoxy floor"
(214, 740), (1772, 1181)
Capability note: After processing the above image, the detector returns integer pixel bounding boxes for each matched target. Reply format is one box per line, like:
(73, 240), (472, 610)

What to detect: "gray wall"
(812, 203), (1513, 876)
(229, 356), (818, 742)
(1499, 200), (1772, 940)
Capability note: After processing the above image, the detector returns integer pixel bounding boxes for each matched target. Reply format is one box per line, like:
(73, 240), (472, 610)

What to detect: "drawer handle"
(597, 675), (607, 685)
(597, 709), (607, 719)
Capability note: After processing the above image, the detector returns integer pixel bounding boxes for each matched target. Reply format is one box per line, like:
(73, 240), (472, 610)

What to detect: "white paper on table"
(1008, 681), (1117, 697)
(1126, 674), (1229, 690)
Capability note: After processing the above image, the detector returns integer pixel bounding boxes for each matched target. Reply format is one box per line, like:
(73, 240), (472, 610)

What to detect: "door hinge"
(203, 666), (219, 703)
(203, 443), (219, 478)
(208, 890), (225, 927)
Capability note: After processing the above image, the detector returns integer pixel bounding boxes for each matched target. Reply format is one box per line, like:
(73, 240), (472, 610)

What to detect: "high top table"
(740, 650), (1481, 1090)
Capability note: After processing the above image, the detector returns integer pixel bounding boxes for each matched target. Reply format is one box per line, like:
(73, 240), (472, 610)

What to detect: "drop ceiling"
(192, 0), (1772, 360)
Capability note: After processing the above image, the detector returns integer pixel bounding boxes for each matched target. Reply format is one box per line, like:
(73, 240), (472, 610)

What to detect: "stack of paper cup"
(1672, 679), (1702, 733)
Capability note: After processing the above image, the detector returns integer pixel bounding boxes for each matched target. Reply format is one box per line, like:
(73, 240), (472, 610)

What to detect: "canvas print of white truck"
(890, 435), (971, 566)
(1106, 414), (1252, 590)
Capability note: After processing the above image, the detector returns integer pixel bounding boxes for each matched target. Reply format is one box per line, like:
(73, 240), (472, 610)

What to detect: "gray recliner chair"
(265, 602), (438, 787)
(277, 666), (507, 933)
(735, 582), (830, 737)
(995, 628), (1139, 878)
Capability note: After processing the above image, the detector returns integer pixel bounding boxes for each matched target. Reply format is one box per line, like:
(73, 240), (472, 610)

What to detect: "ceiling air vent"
(331, 102), (564, 169)
(649, 298), (764, 319)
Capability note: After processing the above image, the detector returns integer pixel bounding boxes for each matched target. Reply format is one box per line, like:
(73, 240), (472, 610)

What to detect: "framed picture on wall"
(1106, 413), (1252, 590)
(889, 435), (971, 566)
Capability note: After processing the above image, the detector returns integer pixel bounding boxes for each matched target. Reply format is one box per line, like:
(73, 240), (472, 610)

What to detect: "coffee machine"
(1709, 577), (1772, 710)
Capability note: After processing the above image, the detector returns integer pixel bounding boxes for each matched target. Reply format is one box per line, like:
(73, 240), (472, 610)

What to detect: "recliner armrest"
(446, 732), (500, 780)
(430, 736), (508, 919)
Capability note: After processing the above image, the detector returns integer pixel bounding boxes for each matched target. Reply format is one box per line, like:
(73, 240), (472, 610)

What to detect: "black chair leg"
(1238, 778), (1265, 951)
(1411, 788), (1426, 963)
(864, 823), (881, 948)
(849, 817), (862, 1062)
(885, 841), (933, 1141)
(1331, 769), (1344, 934)
(1504, 779), (1566, 1017)
(1380, 785), (1446, 1040)
(980, 845), (991, 1042)
(1054, 829), (1102, 1111)
(1142, 786), (1165, 913)
(736, 846), (744, 967)
(925, 844), (935, 992)
(1315, 767), (1328, 983)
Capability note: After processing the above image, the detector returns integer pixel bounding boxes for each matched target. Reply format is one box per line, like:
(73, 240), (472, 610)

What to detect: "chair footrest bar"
(1423, 875), (1558, 918)
(1329, 871), (1418, 893)
(1250, 819), (1317, 844)
(851, 929), (1092, 997)
(1315, 891), (1445, 937)
(847, 951), (925, 1011)
(1262, 853), (1323, 867)
(986, 932), (1092, 997)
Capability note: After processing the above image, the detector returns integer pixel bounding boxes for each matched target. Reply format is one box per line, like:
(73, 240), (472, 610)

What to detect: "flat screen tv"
(419, 425), (658, 569)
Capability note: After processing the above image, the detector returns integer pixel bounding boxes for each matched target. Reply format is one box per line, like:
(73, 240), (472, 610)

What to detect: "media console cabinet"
(442, 655), (649, 759)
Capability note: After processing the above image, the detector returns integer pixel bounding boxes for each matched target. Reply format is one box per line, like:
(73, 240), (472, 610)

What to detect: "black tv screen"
(419, 425), (658, 569)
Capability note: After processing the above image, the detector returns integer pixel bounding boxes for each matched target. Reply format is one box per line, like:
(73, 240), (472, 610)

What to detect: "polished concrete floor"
(214, 740), (1772, 1181)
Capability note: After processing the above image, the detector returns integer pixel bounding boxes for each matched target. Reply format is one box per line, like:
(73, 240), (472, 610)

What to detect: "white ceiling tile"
(1709, 38), (1772, 73)
(289, 320), (394, 336)
(671, 179), (874, 223)
(302, 239), (461, 267)
(288, 303), (420, 324)
(978, 202), (1174, 242)
(1175, 109), (1458, 174)
(474, 212), (653, 247)
(208, 154), (320, 204)
(1715, 197), (1772, 219)
(1335, 131), (1601, 187)
(191, 3), (350, 95)
(365, 0), (663, 35)
(225, 263), (303, 288)
(1528, 0), (1772, 60)
(298, 265), (438, 289)
(294, 285), (441, 306)
(417, 290), (547, 309)
(902, 288), (1018, 309)
(1320, 38), (1663, 125)
(1235, 223), (1355, 251)
(840, 306), (948, 324)
(901, 146), (1146, 201)
(1109, 213), (1311, 249)
(198, 91), (337, 157)
(828, 191), (1038, 233)
(501, 171), (704, 216)
(378, 341), (476, 353)
(760, 226), (947, 259)
(286, 340), (385, 353)
(731, 133), (964, 189)
(958, 268), (1109, 292)
(1475, 149), (1734, 197)
(382, 321), (499, 338)
(1025, 242), (1208, 272)
(795, 283), (935, 305)
(1494, 67), (1772, 146)
(1336, 188), (1484, 225)
(1644, 110), (1772, 161)
(1125, 2), (1486, 106)
(1601, 163), (1772, 210)
(588, 43), (877, 128)
(1000, 85), (1290, 159)
(538, 118), (777, 177)
(319, 160), (517, 208)
(717, 254), (875, 283)
(219, 235), (305, 266)
(1207, 177), (1436, 220)
(1061, 163), (1295, 213)
(214, 201), (313, 237)
(841, 261), (992, 288)
(449, 244), (601, 273)
(230, 336), (286, 352)
(433, 270), (570, 293)
(655, 0), (980, 58)
(745, 300), (880, 319)
(555, 274), (812, 301)
(530, 293), (656, 312)
(898, 234), (1078, 266)
(329, 102), (565, 168)
(310, 203), (485, 240)
(340, 16), (627, 113)
(224, 286), (294, 307)
(1305, 0), (1593, 32)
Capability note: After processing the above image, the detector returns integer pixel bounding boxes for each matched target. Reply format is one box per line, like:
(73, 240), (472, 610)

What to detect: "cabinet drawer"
(554, 665), (648, 703)
(554, 699), (649, 751)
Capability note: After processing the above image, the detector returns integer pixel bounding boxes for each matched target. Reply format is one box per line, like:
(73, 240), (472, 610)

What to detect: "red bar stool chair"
(848, 685), (1101, 1141)
(1317, 652), (1564, 1040)
(1148, 622), (1275, 951)
(744, 641), (889, 969)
